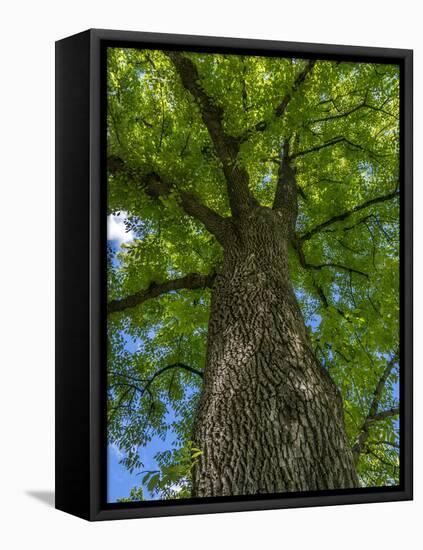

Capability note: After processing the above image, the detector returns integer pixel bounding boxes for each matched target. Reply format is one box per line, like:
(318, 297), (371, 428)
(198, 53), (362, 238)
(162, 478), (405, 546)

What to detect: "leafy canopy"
(107, 47), (400, 499)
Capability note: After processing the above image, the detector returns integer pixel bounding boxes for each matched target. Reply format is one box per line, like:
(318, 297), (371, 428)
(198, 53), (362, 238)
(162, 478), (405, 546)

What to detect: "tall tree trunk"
(192, 205), (358, 497)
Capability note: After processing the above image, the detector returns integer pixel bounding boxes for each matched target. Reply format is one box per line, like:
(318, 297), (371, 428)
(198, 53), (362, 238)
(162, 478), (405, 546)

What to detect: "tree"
(106, 47), (400, 500)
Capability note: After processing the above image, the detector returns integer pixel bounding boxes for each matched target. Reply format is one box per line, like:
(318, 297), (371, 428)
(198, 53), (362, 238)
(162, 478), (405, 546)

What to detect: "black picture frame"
(55, 28), (413, 521)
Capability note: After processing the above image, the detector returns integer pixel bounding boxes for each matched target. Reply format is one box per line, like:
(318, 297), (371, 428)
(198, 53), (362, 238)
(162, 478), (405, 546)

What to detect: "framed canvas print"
(55, 29), (413, 521)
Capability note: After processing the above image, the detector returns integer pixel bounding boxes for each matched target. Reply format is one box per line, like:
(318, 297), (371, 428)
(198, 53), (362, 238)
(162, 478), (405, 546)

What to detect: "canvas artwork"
(105, 47), (401, 503)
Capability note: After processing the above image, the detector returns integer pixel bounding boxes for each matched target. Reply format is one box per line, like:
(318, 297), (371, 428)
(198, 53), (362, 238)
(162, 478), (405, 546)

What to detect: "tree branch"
(294, 228), (369, 279)
(272, 143), (298, 237)
(108, 156), (229, 244)
(352, 354), (399, 463)
(303, 262), (369, 279)
(310, 101), (367, 124)
(293, 238), (347, 317)
(110, 363), (204, 396)
(369, 407), (400, 423)
(166, 51), (257, 216)
(145, 171), (230, 244)
(249, 60), (315, 135)
(289, 136), (351, 159)
(108, 363), (204, 420)
(289, 135), (385, 160)
(299, 190), (399, 242)
(310, 98), (396, 124)
(143, 362), (204, 390)
(368, 440), (400, 449)
(108, 273), (215, 315)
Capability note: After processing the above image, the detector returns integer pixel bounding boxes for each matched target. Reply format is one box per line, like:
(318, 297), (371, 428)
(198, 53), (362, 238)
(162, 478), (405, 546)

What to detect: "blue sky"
(108, 421), (178, 502)
(107, 213), (182, 501)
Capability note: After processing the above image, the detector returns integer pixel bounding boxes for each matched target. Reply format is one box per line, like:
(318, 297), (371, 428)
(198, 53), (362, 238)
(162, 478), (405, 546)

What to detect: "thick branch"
(108, 273), (215, 315)
(145, 171), (229, 244)
(166, 51), (256, 216)
(352, 354), (399, 462)
(108, 156), (228, 244)
(299, 190), (399, 242)
(178, 190), (230, 243)
(273, 143), (298, 236)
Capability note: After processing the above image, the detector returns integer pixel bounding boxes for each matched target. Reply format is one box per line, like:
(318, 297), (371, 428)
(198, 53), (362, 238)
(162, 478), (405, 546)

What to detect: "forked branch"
(166, 51), (257, 216)
(108, 156), (229, 244)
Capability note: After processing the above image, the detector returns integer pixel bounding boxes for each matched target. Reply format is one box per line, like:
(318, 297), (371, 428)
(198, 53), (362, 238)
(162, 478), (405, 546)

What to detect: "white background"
(0, 1), (420, 548)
